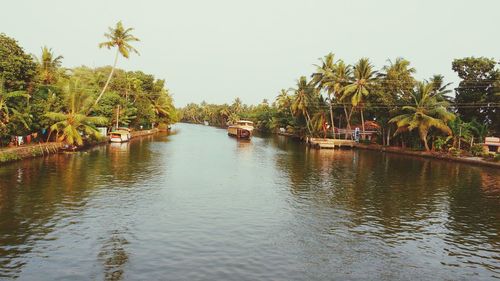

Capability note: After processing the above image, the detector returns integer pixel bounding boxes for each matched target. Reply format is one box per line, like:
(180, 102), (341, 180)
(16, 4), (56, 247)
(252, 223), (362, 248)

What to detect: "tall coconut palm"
(45, 80), (107, 146)
(231, 97), (243, 114)
(276, 89), (293, 115)
(310, 96), (329, 138)
(291, 76), (315, 135)
(381, 58), (415, 93)
(342, 58), (377, 136)
(93, 21), (140, 111)
(311, 53), (337, 138)
(389, 82), (455, 151)
(36, 46), (64, 85)
(332, 61), (353, 138)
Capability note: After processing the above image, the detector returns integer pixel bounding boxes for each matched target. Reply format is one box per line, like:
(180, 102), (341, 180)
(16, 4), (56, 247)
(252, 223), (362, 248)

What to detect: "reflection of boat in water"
(110, 142), (129, 151)
(227, 120), (254, 139)
(110, 128), (131, 143)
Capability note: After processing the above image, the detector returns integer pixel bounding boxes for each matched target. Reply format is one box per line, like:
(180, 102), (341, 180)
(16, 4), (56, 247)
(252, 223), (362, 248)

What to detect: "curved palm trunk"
(89, 49), (119, 113)
(343, 105), (353, 140)
(420, 130), (430, 151)
(304, 110), (312, 136)
(328, 96), (335, 139)
(360, 107), (365, 140)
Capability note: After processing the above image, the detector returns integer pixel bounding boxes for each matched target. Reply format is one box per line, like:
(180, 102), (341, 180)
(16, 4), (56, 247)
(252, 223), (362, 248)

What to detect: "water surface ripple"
(0, 123), (499, 280)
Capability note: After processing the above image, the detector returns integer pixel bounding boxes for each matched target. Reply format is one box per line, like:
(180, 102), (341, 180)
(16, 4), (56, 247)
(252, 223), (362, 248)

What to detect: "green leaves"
(389, 82), (455, 150)
(99, 21), (140, 58)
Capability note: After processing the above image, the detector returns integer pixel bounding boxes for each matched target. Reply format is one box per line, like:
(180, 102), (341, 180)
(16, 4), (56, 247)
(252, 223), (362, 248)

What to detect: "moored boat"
(227, 120), (254, 139)
(109, 128), (131, 143)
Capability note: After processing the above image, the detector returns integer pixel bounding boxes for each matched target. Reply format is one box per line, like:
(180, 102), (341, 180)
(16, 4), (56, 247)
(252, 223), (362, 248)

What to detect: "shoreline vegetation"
(179, 53), (499, 166)
(0, 128), (159, 165)
(0, 21), (178, 164)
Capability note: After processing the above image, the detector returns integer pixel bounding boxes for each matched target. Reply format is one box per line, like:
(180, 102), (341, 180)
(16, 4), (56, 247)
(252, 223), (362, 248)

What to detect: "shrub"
(494, 154), (500, 162)
(470, 144), (484, 157)
(434, 136), (451, 151)
(0, 152), (21, 163)
(448, 147), (461, 157)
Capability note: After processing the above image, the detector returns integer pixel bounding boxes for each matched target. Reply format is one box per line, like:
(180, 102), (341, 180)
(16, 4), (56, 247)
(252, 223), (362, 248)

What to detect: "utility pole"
(458, 125), (462, 150)
(116, 105), (120, 129)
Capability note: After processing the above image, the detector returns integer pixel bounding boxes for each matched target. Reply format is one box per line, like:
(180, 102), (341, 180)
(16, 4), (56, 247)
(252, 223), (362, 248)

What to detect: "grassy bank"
(0, 128), (160, 165)
(0, 143), (63, 164)
(355, 143), (500, 169)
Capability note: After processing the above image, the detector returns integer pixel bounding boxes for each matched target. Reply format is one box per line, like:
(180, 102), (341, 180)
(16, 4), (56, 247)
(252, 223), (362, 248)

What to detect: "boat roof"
(237, 120), (254, 124)
(111, 130), (129, 135)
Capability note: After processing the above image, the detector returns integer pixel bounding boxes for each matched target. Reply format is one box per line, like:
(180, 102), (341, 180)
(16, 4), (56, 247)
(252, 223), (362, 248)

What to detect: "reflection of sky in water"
(0, 124), (499, 280)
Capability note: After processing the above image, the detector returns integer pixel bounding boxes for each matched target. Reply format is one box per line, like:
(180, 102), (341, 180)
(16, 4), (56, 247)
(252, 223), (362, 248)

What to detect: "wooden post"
(116, 105), (120, 128)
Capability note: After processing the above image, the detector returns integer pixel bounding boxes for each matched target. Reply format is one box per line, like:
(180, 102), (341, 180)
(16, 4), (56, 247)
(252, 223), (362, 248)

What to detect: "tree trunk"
(386, 127), (391, 146)
(346, 106), (354, 140)
(343, 104), (352, 139)
(360, 107), (365, 140)
(305, 110), (312, 136)
(90, 48), (119, 113)
(328, 97), (335, 139)
(421, 131), (430, 151)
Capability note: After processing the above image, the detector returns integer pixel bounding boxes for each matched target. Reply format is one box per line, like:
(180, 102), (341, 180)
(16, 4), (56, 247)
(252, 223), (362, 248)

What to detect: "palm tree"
(150, 92), (175, 123)
(276, 89), (293, 116)
(428, 74), (453, 102)
(93, 21), (140, 110)
(310, 96), (329, 138)
(231, 98), (243, 114)
(291, 76), (315, 135)
(311, 53), (337, 138)
(36, 46), (63, 85)
(380, 58), (416, 96)
(342, 58), (377, 136)
(389, 82), (455, 151)
(219, 105), (231, 127)
(0, 78), (30, 129)
(45, 80), (107, 146)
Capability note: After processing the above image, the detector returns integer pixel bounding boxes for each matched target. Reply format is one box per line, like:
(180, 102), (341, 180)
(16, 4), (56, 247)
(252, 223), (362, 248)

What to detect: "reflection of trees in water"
(0, 139), (158, 278)
(98, 231), (129, 281)
(274, 143), (500, 245)
(444, 167), (500, 271)
(273, 142), (500, 276)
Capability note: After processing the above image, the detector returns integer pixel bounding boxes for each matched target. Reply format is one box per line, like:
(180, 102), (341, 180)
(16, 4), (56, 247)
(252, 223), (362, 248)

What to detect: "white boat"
(110, 128), (131, 143)
(204, 121), (209, 126)
(227, 120), (254, 139)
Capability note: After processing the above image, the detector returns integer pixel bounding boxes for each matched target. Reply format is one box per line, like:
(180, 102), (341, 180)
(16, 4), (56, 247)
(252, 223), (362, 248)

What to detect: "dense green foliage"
(0, 33), (37, 91)
(0, 25), (177, 146)
(181, 54), (499, 153)
(452, 57), (500, 134)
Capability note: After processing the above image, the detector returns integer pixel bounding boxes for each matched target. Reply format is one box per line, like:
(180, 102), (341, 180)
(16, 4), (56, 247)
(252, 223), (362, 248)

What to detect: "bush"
(470, 144), (484, 157)
(448, 147), (461, 157)
(434, 136), (451, 151)
(494, 154), (500, 162)
(0, 152), (21, 163)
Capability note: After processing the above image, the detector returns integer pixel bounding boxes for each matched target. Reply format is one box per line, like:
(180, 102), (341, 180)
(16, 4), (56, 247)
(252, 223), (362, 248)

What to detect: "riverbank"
(0, 142), (63, 164)
(0, 128), (160, 165)
(275, 131), (500, 168)
(355, 143), (500, 169)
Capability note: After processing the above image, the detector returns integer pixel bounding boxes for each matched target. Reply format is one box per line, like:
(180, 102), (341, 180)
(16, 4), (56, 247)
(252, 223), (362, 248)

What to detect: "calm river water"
(0, 123), (499, 280)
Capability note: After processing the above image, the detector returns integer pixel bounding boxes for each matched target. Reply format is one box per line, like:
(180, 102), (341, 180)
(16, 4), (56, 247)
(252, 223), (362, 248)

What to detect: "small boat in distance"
(110, 128), (131, 143)
(227, 120), (254, 139)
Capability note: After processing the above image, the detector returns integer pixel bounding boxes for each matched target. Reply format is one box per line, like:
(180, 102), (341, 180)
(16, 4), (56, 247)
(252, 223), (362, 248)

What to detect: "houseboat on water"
(227, 120), (254, 139)
(110, 128), (131, 143)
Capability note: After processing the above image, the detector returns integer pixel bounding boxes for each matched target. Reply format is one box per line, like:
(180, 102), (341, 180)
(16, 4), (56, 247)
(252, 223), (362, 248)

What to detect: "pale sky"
(1, 0), (499, 106)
